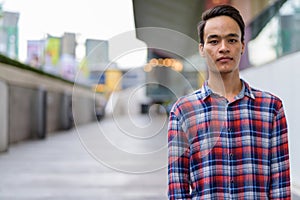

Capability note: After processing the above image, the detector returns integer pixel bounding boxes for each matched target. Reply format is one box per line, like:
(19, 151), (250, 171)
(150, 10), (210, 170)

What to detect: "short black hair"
(197, 5), (245, 44)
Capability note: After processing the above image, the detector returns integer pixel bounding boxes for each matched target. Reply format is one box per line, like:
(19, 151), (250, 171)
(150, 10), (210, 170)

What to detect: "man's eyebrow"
(207, 34), (219, 39)
(207, 33), (240, 39)
(227, 33), (239, 38)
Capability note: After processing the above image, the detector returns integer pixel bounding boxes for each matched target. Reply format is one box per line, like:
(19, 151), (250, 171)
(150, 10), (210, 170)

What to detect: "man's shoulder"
(175, 89), (204, 106)
(248, 85), (284, 110)
(250, 86), (282, 102)
(170, 89), (205, 114)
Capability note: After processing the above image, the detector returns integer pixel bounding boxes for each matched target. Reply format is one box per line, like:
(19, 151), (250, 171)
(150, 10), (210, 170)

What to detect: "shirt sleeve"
(168, 110), (191, 200)
(269, 105), (291, 199)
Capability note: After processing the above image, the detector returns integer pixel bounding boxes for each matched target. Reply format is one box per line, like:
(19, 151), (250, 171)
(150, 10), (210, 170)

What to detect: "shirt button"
(228, 128), (232, 132)
(229, 153), (233, 158)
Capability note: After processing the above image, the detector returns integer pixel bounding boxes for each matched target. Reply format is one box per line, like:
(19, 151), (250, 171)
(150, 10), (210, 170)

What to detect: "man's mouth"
(217, 57), (233, 62)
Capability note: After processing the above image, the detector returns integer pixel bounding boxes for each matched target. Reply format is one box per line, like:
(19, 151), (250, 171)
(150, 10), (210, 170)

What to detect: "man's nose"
(219, 40), (229, 53)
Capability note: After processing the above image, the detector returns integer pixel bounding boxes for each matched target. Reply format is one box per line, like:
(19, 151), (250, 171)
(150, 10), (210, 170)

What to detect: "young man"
(168, 5), (290, 199)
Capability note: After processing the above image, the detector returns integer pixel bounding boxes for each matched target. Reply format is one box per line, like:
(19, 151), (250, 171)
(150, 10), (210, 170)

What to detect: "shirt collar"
(200, 81), (212, 100)
(200, 79), (255, 100)
(242, 79), (255, 100)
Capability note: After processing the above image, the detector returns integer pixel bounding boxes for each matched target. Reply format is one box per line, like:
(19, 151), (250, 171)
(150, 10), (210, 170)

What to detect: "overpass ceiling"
(132, 0), (205, 60)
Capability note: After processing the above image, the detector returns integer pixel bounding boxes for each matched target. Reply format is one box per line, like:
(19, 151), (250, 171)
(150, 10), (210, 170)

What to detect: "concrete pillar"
(32, 87), (47, 139)
(60, 92), (73, 130)
(0, 80), (8, 152)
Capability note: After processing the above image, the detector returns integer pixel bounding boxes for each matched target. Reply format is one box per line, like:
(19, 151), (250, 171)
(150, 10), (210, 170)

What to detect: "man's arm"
(168, 111), (191, 200)
(269, 105), (291, 199)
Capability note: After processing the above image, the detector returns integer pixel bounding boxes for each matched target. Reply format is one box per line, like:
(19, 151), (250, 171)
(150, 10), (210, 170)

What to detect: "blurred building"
(132, 0), (277, 69)
(85, 38), (126, 99)
(61, 32), (76, 56)
(85, 39), (109, 71)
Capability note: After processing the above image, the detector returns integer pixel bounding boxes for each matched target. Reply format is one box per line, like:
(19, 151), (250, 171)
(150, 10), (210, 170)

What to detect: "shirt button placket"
(228, 128), (233, 160)
(227, 126), (234, 193)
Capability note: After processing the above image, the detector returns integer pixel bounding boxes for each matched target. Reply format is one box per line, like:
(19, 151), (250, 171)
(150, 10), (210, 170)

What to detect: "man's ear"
(199, 43), (205, 57)
(241, 41), (245, 55)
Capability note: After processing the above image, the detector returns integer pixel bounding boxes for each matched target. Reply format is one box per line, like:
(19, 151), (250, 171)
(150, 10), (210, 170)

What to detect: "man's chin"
(210, 68), (233, 74)
(219, 69), (234, 74)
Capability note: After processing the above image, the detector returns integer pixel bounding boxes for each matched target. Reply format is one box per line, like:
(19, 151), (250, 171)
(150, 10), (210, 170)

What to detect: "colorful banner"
(45, 36), (61, 66)
(79, 57), (90, 78)
(26, 40), (45, 68)
(5, 26), (18, 59)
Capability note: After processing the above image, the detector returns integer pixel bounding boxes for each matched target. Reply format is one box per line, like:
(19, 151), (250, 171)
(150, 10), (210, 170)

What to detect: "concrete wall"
(8, 84), (37, 143)
(0, 62), (101, 149)
(240, 51), (300, 189)
(72, 95), (96, 125)
(0, 80), (8, 152)
(47, 90), (65, 133)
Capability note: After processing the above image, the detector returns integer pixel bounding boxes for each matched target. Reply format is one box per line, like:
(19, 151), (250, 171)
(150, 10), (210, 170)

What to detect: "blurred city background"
(0, 0), (300, 199)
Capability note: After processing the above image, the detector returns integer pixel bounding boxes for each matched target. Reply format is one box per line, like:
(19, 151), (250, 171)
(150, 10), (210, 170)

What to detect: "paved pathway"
(0, 114), (169, 200)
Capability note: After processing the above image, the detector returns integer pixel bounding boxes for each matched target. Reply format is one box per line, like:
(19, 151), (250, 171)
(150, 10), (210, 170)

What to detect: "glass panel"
(247, 0), (300, 67)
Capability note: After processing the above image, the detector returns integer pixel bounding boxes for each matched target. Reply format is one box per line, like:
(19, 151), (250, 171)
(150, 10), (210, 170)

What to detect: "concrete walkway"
(0, 114), (169, 200)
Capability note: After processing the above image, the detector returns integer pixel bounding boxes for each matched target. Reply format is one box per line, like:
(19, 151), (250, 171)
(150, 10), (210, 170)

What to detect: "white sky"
(2, 0), (147, 68)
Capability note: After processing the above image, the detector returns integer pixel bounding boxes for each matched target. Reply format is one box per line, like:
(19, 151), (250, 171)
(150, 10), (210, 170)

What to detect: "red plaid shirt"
(168, 80), (290, 199)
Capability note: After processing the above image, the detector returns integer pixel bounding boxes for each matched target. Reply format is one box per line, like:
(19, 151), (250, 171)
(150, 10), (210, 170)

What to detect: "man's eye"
(228, 39), (238, 43)
(208, 40), (218, 45)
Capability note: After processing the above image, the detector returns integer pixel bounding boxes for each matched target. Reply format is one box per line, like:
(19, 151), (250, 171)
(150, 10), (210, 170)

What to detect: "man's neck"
(207, 72), (242, 102)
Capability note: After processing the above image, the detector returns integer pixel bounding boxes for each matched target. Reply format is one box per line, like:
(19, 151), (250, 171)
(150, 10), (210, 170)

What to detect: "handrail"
(247, 0), (287, 40)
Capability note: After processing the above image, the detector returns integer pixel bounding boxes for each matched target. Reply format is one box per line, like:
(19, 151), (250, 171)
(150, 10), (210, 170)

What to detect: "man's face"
(199, 15), (245, 75)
